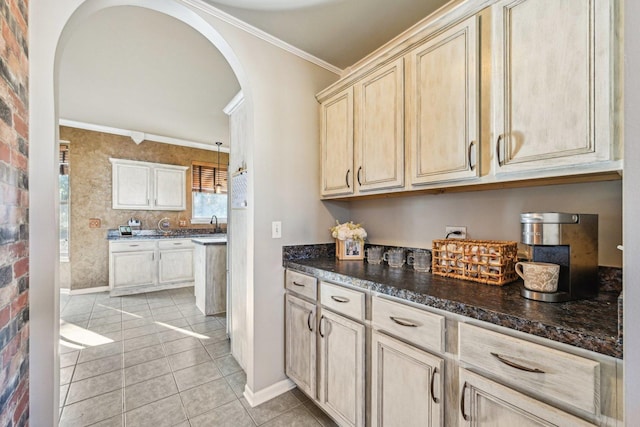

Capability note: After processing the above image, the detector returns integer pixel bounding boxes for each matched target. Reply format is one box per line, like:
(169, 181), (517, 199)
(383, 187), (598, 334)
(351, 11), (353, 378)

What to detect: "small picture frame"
(118, 225), (132, 236)
(336, 239), (364, 261)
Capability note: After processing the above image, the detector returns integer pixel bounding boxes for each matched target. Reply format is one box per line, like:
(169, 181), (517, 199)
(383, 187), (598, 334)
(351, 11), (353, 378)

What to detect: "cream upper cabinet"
(110, 158), (188, 210)
(320, 87), (354, 197)
(354, 58), (405, 192)
(492, 0), (615, 174)
(408, 15), (479, 185)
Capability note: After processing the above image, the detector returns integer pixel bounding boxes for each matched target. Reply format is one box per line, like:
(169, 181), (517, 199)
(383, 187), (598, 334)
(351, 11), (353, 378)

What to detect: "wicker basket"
(431, 239), (518, 286)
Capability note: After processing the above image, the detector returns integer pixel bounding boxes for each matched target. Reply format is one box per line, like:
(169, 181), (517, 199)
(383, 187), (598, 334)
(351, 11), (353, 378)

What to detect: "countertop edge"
(285, 260), (622, 359)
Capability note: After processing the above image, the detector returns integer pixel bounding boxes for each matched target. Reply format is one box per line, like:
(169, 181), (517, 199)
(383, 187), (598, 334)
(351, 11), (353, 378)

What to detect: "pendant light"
(215, 141), (223, 194)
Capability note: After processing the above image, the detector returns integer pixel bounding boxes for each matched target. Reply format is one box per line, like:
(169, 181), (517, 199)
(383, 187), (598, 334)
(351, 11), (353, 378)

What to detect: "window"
(191, 161), (228, 223)
(59, 143), (70, 260)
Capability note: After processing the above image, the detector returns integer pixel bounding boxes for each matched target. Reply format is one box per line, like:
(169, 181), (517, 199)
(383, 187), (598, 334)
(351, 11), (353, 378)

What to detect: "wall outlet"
(445, 226), (467, 239)
(272, 221), (282, 239)
(89, 218), (101, 229)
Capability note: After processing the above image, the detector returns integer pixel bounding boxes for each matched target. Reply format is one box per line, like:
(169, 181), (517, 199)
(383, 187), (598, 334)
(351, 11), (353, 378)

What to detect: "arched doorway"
(30, 1), (253, 424)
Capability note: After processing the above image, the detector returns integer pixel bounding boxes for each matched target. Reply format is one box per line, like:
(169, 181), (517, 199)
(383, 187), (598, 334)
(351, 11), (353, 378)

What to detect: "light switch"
(272, 221), (282, 239)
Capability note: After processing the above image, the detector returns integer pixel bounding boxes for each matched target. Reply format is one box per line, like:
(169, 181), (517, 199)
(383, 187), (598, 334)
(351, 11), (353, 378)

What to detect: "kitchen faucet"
(210, 214), (223, 233)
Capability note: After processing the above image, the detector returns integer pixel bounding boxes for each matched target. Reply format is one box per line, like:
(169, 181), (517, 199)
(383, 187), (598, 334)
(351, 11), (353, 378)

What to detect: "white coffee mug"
(515, 261), (560, 293)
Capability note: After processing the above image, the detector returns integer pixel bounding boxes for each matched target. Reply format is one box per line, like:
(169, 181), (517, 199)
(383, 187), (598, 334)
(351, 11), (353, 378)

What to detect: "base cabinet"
(285, 293), (317, 399)
(459, 368), (595, 426)
(318, 310), (365, 427)
(371, 331), (444, 427)
(109, 239), (195, 295)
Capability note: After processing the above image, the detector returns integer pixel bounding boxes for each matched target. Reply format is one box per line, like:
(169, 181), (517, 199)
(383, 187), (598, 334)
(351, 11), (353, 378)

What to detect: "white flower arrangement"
(330, 221), (367, 243)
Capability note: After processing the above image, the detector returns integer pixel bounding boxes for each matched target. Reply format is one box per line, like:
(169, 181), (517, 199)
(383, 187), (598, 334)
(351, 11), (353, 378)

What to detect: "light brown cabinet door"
(320, 87), (354, 197)
(354, 58), (405, 192)
(318, 309), (365, 427)
(371, 331), (444, 427)
(285, 293), (317, 399)
(408, 15), (479, 185)
(459, 369), (595, 427)
(492, 0), (613, 174)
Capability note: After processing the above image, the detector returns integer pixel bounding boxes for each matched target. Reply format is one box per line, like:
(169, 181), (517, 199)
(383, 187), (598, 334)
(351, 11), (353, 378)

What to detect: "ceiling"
(58, 0), (450, 149)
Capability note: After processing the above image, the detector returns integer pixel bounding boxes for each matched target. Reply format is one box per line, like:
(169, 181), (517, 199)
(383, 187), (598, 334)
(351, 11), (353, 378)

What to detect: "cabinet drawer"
(458, 323), (600, 415)
(372, 297), (444, 353)
(110, 240), (156, 252)
(158, 239), (194, 249)
(285, 270), (317, 301)
(320, 282), (365, 321)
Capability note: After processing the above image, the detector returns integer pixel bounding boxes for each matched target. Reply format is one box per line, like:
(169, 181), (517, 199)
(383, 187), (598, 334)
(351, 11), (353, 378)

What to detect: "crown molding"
(58, 119), (230, 153)
(223, 91), (245, 115)
(180, 0), (342, 75)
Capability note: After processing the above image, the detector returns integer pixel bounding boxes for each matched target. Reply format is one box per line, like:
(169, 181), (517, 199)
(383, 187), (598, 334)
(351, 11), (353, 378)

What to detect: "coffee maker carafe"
(520, 212), (598, 302)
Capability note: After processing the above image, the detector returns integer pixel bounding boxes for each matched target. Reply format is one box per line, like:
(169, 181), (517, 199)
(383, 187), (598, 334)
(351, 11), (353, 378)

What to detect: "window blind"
(192, 162), (228, 193)
(59, 144), (69, 175)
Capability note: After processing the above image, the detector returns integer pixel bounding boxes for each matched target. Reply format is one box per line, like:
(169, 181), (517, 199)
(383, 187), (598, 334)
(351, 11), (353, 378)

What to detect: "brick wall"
(0, 1), (29, 426)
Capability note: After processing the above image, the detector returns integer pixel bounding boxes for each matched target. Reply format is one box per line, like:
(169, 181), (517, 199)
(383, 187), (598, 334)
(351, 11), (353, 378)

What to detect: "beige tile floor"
(59, 287), (337, 427)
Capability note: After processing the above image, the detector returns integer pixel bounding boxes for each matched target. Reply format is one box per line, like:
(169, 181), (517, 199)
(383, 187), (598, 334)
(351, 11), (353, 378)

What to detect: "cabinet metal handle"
(307, 311), (313, 332)
(460, 381), (469, 421)
(319, 315), (325, 338)
(490, 352), (545, 373)
(152, 253), (155, 261)
(430, 367), (440, 404)
(292, 281), (305, 287)
(330, 295), (349, 303)
(345, 169), (351, 188)
(173, 242), (183, 245)
(389, 316), (418, 327)
(496, 134), (504, 167)
(468, 141), (476, 171)
(129, 244), (140, 247)
(357, 166), (362, 186)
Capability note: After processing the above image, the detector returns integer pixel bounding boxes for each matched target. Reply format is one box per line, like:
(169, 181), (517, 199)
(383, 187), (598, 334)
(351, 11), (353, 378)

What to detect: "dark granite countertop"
(107, 229), (225, 241)
(285, 257), (622, 359)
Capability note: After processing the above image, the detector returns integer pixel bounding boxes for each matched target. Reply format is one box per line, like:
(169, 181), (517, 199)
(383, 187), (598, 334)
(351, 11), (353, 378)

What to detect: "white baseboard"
(243, 378), (296, 407)
(68, 286), (110, 295)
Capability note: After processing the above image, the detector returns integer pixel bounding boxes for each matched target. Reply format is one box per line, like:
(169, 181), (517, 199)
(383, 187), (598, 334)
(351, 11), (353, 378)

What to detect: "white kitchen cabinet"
(407, 15), (479, 185)
(371, 331), (443, 427)
(320, 87), (354, 197)
(109, 238), (195, 295)
(109, 241), (157, 290)
(158, 239), (195, 284)
(459, 368), (595, 426)
(491, 0), (616, 174)
(318, 309), (365, 427)
(285, 293), (317, 399)
(354, 58), (405, 192)
(110, 158), (188, 210)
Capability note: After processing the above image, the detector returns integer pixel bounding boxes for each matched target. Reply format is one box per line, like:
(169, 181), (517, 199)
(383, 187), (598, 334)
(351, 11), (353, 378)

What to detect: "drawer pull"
(490, 352), (545, 374)
(390, 316), (418, 328)
(129, 244), (140, 247)
(292, 281), (305, 287)
(307, 311), (313, 332)
(496, 134), (504, 167)
(330, 295), (350, 303)
(460, 381), (469, 421)
(430, 367), (440, 404)
(173, 242), (183, 245)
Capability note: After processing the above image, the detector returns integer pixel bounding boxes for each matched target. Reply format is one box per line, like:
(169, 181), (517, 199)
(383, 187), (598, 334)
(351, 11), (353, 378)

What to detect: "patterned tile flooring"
(59, 287), (337, 426)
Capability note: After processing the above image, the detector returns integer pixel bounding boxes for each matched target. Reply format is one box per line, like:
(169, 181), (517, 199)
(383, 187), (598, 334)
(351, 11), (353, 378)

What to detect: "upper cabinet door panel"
(408, 16), (479, 185)
(321, 87), (354, 197)
(355, 58), (405, 192)
(493, 0), (613, 173)
(112, 162), (152, 209)
(155, 167), (186, 210)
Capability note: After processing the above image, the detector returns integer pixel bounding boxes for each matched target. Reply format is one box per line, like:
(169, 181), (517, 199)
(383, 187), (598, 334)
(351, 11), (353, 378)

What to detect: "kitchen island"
(192, 236), (227, 315)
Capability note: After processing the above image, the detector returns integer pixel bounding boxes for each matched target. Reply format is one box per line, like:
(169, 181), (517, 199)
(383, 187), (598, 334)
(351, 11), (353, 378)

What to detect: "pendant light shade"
(215, 141), (223, 194)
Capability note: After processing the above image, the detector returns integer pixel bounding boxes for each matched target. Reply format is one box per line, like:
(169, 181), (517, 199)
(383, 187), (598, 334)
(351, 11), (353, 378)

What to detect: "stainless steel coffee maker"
(520, 212), (598, 302)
